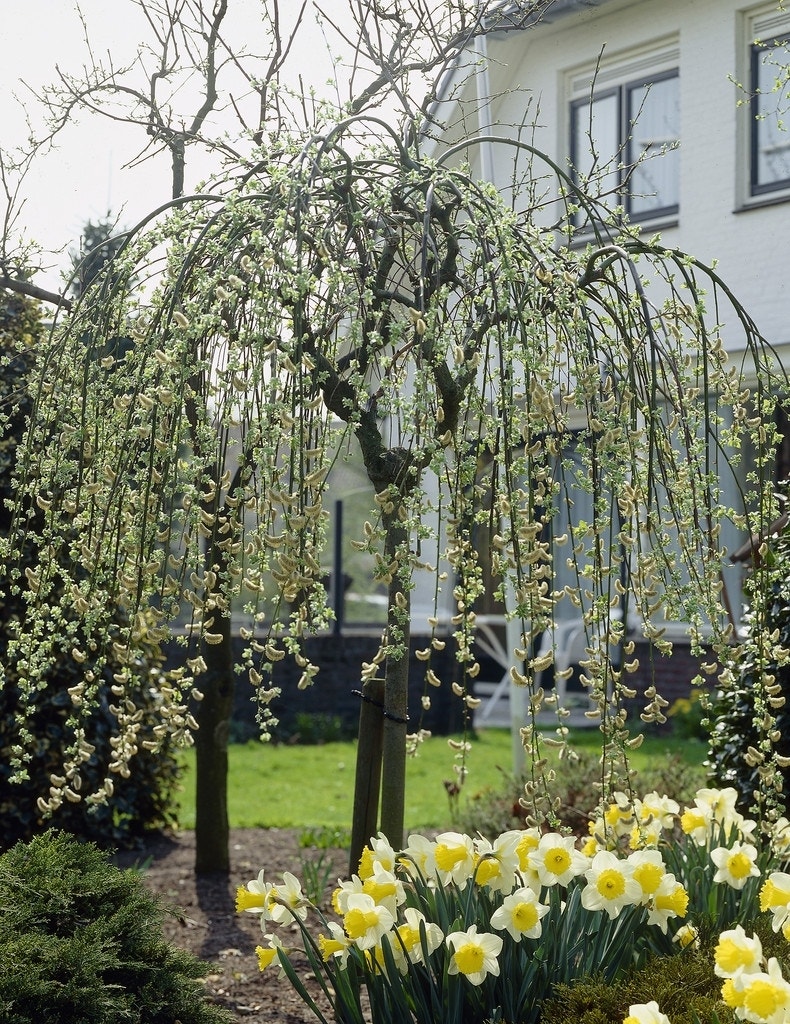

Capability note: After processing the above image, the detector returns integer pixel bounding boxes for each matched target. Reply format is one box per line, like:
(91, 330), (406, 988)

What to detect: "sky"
(1, 1), (345, 291)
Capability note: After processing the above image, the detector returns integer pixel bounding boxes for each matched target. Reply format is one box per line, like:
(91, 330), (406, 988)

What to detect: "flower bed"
(236, 787), (790, 1024)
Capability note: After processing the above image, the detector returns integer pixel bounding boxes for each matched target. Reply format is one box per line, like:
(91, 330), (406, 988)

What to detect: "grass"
(174, 728), (707, 832)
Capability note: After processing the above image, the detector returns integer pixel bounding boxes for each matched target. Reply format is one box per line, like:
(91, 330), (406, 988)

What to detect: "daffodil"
(627, 849), (667, 902)
(490, 886), (549, 941)
(266, 870), (309, 925)
(581, 850), (641, 919)
(361, 862), (405, 914)
(733, 958), (790, 1024)
(647, 875), (688, 933)
(710, 841), (760, 890)
(332, 875), (365, 915)
(603, 791), (634, 837)
(473, 832), (520, 893)
(714, 924), (763, 978)
(680, 806), (712, 845)
(236, 869), (270, 914)
(771, 818), (790, 859)
(634, 791), (679, 829)
(318, 921), (352, 967)
(357, 832), (397, 879)
(385, 907), (443, 973)
(255, 933), (283, 973)
(528, 832), (589, 888)
(399, 833), (437, 880)
(760, 872), (790, 932)
(446, 925), (503, 985)
(628, 817), (664, 851)
(582, 834), (603, 858)
(673, 924), (699, 949)
(504, 827), (541, 874)
(343, 892), (395, 950)
(433, 831), (476, 885)
(685, 787), (753, 844)
(623, 1000), (670, 1024)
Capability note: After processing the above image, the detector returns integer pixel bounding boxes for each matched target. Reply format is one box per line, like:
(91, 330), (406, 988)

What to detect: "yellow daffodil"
(680, 807), (712, 845)
(362, 862), (405, 914)
(433, 831), (476, 885)
(318, 921), (352, 967)
(385, 907), (443, 973)
(503, 827), (541, 873)
(721, 977), (746, 1010)
(473, 832), (520, 894)
(604, 791), (634, 837)
(266, 870), (309, 925)
(357, 832), (397, 879)
(710, 840), (760, 890)
(734, 958), (790, 1024)
(343, 892), (395, 950)
(446, 925), (502, 986)
(529, 832), (589, 888)
(581, 850), (642, 919)
(398, 833), (437, 880)
(628, 817), (663, 851)
(622, 1000), (670, 1024)
(647, 876), (688, 933)
(714, 924), (763, 978)
(634, 791), (679, 829)
(760, 872), (790, 932)
(255, 934), (283, 973)
(771, 818), (790, 859)
(236, 869), (270, 914)
(490, 886), (549, 941)
(673, 924), (699, 949)
(627, 849), (667, 902)
(332, 875), (365, 915)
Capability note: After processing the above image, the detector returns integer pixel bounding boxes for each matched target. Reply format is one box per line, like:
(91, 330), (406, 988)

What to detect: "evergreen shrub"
(0, 830), (231, 1024)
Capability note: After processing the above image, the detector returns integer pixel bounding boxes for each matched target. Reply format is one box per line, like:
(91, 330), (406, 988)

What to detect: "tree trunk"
(194, 529), (234, 873)
(379, 509), (410, 849)
(348, 676), (385, 874)
(349, 507), (411, 863)
(379, 615), (409, 849)
(194, 612), (233, 873)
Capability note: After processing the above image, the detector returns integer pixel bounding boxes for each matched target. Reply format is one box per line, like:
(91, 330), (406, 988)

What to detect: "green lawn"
(174, 728), (706, 832)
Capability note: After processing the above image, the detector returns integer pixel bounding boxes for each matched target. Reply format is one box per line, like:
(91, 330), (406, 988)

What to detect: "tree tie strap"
(352, 689), (409, 724)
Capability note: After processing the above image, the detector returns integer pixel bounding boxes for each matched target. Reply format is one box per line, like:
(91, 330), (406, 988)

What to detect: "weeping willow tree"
(3, 112), (786, 868)
(2, 0), (789, 873)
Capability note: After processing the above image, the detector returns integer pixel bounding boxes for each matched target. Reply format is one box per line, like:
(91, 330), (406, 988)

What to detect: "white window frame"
(738, 3), (790, 208)
(564, 37), (680, 228)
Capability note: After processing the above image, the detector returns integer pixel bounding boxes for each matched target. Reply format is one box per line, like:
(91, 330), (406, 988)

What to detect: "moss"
(541, 918), (790, 1024)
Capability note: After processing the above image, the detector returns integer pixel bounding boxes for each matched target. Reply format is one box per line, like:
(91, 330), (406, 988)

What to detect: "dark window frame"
(569, 67), (679, 224)
(749, 37), (790, 197)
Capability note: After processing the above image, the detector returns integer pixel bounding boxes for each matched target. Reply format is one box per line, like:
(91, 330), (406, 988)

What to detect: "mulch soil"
(116, 828), (350, 1024)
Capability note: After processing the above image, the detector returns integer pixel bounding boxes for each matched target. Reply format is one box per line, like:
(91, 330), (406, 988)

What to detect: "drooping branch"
(0, 275), (71, 312)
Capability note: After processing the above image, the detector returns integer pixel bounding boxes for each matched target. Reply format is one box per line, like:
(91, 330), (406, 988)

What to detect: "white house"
(426, 0), (790, 728)
(437, 0), (789, 364)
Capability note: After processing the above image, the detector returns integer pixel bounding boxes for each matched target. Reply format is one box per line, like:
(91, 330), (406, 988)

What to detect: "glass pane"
(627, 75), (679, 217)
(753, 42), (790, 190)
(571, 91), (620, 206)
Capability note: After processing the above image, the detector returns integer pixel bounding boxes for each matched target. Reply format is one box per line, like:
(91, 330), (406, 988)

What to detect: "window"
(567, 42), (680, 224)
(748, 16), (790, 196)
